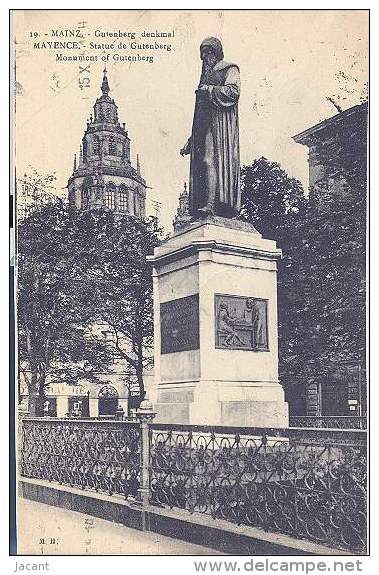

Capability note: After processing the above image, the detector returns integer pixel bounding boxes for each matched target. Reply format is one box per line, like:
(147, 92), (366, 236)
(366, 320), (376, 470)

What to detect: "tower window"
(134, 194), (143, 218)
(133, 192), (138, 216)
(108, 136), (116, 155)
(122, 140), (130, 161)
(82, 139), (88, 161)
(119, 187), (129, 212)
(93, 136), (100, 155)
(105, 185), (115, 209)
(81, 188), (89, 209)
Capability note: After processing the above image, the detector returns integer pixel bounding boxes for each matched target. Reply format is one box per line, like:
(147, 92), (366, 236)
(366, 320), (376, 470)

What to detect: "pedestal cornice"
(148, 216), (282, 269)
(148, 239), (282, 269)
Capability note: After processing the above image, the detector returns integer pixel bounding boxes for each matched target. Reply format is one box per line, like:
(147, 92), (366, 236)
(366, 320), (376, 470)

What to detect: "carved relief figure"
(215, 295), (268, 351)
(217, 302), (246, 347)
(243, 298), (266, 348)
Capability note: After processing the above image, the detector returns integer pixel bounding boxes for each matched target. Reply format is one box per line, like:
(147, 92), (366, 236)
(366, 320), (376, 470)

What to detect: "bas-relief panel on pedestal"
(160, 294), (200, 354)
(215, 294), (269, 351)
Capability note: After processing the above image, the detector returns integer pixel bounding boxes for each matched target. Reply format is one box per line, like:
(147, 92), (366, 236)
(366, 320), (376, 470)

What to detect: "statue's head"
(200, 37), (224, 67)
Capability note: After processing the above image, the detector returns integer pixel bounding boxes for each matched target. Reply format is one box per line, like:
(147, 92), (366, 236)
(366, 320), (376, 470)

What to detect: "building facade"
(68, 69), (147, 218)
(293, 102), (367, 208)
(19, 71), (154, 419)
(292, 102), (367, 420)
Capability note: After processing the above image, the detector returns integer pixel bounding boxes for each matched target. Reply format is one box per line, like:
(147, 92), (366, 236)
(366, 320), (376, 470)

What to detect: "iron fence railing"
(289, 416), (367, 430)
(19, 418), (367, 554)
(150, 424), (367, 553)
(20, 418), (141, 499)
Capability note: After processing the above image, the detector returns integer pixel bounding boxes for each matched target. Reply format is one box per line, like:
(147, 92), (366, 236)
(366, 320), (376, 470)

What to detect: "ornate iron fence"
(19, 417), (367, 553)
(290, 416), (367, 430)
(20, 418), (141, 499)
(150, 424), (367, 553)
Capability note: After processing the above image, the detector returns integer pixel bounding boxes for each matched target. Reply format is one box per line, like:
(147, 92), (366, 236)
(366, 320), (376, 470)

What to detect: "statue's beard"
(200, 58), (214, 83)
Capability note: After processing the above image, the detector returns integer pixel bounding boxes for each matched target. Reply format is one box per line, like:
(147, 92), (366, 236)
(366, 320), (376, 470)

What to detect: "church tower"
(68, 69), (147, 218)
(173, 182), (191, 231)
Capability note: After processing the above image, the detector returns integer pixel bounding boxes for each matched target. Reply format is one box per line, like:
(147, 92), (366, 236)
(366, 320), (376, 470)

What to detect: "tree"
(71, 208), (162, 403)
(239, 157), (307, 240)
(17, 202), (113, 414)
(282, 126), (367, 394)
(239, 154), (366, 415)
(278, 192), (366, 413)
(239, 158), (308, 403)
(16, 168), (60, 221)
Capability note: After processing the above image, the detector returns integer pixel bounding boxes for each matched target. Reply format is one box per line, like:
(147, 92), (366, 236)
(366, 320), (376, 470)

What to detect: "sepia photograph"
(9, 8), (368, 559)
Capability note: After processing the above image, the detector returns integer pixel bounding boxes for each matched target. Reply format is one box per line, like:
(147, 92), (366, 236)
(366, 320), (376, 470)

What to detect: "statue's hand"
(197, 84), (211, 94)
(180, 138), (191, 156)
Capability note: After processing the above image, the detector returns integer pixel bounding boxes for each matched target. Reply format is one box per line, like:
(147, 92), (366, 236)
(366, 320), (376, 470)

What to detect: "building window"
(82, 138), (88, 161)
(105, 184), (116, 209)
(108, 136), (116, 155)
(81, 188), (89, 209)
(122, 140), (130, 160)
(98, 385), (119, 416)
(42, 397), (57, 417)
(68, 396), (89, 417)
(119, 187), (129, 211)
(93, 136), (100, 155)
(133, 192), (138, 216)
(133, 195), (143, 218)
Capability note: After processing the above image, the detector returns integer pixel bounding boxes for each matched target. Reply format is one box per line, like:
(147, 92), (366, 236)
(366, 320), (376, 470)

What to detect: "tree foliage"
(17, 202), (161, 407)
(278, 195), (365, 388)
(240, 157), (307, 240)
(70, 208), (161, 400)
(17, 202), (113, 401)
(239, 156), (366, 414)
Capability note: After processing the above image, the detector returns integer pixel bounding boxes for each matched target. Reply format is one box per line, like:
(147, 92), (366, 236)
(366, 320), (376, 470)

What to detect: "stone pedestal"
(148, 216), (288, 427)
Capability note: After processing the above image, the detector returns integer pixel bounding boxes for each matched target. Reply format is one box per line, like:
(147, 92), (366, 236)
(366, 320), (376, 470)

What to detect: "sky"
(13, 9), (368, 231)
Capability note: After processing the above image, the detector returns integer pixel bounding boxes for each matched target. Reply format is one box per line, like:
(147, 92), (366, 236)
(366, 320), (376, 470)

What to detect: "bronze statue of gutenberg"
(181, 37), (241, 219)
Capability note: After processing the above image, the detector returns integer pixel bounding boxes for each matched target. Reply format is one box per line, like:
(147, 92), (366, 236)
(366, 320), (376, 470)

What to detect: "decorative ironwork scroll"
(150, 424), (367, 553)
(160, 294), (199, 354)
(20, 418), (141, 499)
(215, 294), (269, 351)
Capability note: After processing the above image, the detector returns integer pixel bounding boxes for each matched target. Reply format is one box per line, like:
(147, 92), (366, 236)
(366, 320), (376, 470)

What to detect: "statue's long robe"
(189, 60), (241, 217)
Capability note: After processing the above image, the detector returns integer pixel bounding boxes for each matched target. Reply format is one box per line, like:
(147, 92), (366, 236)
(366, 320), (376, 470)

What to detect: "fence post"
(137, 397), (156, 532)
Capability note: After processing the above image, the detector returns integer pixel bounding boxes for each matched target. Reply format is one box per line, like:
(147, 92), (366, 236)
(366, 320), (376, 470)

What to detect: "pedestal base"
(155, 381), (288, 427)
(149, 216), (289, 428)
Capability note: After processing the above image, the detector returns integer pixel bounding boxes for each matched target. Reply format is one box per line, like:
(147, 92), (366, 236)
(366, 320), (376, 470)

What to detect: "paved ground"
(17, 498), (222, 555)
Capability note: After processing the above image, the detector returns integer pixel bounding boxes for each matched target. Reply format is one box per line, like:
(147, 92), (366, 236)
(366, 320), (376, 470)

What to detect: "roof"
(293, 102), (368, 146)
(68, 164), (146, 187)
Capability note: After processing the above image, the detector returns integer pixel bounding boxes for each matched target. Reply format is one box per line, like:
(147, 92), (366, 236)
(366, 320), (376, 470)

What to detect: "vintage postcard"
(10, 8), (368, 559)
